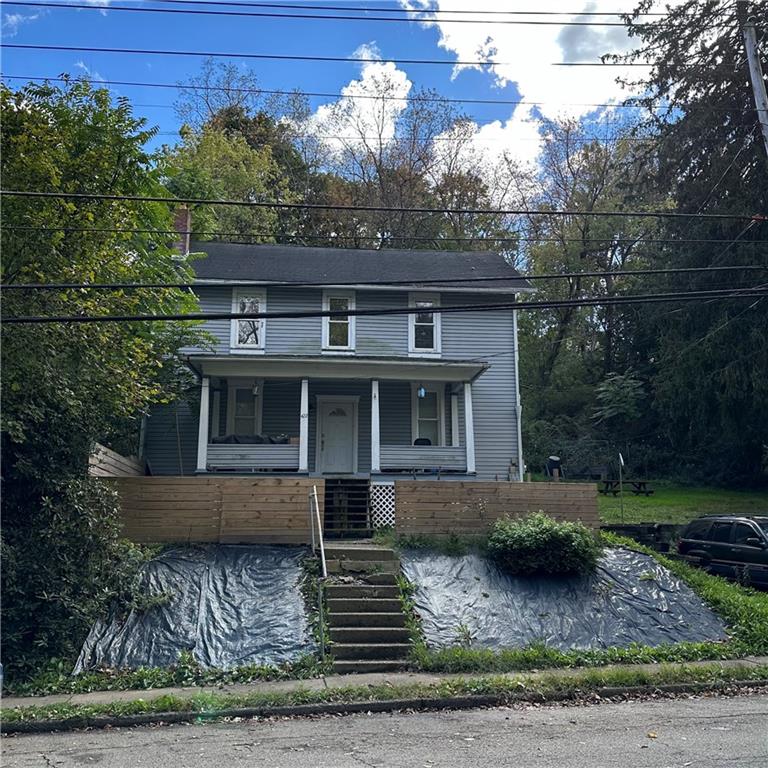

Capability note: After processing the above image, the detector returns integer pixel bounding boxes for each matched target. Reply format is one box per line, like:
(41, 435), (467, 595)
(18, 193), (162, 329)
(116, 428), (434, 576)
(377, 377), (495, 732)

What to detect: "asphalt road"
(3, 692), (768, 768)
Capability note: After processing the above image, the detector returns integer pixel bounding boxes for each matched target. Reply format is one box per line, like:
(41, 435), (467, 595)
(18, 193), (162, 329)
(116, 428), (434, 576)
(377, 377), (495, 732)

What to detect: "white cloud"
(83, 0), (111, 15)
(397, 0), (689, 164)
(74, 61), (106, 82)
(309, 46), (413, 157)
(401, 0), (645, 118)
(2, 11), (42, 37)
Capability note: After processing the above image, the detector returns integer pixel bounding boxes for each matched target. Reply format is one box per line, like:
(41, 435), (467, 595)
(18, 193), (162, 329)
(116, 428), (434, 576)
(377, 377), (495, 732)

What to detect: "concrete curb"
(4, 678), (767, 735)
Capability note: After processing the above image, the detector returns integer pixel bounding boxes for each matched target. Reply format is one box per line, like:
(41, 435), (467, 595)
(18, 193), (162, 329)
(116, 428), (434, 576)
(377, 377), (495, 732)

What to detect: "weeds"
(5, 663), (767, 725)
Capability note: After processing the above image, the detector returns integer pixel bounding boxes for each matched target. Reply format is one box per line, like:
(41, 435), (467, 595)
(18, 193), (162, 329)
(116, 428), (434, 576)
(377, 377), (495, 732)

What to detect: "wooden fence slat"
(88, 443), (143, 477)
(109, 476), (324, 545)
(394, 481), (598, 536)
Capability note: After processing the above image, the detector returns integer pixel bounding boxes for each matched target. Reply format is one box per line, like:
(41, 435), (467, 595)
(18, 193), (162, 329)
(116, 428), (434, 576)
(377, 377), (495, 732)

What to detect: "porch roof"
(187, 354), (488, 382)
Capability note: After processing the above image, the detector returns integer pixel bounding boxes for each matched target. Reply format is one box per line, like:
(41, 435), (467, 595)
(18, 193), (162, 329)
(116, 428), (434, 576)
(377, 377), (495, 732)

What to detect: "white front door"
(318, 400), (356, 473)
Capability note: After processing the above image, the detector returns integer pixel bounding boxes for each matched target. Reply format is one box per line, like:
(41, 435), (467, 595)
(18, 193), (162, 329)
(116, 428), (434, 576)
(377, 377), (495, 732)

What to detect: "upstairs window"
(322, 290), (355, 351)
(231, 289), (266, 350)
(409, 293), (441, 355)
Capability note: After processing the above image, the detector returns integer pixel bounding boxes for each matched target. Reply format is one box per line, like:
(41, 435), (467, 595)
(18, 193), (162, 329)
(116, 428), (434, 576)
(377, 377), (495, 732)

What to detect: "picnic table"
(598, 479), (654, 496)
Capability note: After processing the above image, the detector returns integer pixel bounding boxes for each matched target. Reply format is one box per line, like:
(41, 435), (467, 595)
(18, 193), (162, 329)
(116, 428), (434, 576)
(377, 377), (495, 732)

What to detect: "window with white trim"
(231, 289), (266, 350)
(226, 381), (263, 436)
(408, 293), (441, 355)
(411, 385), (445, 446)
(322, 290), (355, 351)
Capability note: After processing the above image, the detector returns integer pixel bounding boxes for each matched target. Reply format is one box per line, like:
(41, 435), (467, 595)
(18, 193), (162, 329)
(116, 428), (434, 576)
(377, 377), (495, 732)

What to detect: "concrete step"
(326, 584), (399, 599)
(324, 546), (398, 562)
(361, 573), (399, 586)
(327, 598), (402, 614)
(326, 559), (400, 575)
(332, 643), (412, 660)
(327, 612), (407, 628)
(331, 660), (409, 674)
(330, 627), (411, 644)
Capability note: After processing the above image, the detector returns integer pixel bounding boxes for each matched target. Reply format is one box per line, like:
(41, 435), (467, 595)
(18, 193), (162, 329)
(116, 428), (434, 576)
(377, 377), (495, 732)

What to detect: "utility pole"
(738, 0), (768, 161)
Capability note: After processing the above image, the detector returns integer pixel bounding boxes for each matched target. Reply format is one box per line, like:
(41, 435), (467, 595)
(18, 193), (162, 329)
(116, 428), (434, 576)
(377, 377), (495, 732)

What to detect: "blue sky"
(2, 1), (646, 160)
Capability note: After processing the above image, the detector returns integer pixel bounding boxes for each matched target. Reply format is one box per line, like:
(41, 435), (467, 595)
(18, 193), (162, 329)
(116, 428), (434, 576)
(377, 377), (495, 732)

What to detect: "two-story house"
(141, 242), (532, 535)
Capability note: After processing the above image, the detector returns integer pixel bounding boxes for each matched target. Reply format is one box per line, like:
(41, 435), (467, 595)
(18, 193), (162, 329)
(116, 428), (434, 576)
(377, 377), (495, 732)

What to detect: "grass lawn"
(598, 484), (768, 525)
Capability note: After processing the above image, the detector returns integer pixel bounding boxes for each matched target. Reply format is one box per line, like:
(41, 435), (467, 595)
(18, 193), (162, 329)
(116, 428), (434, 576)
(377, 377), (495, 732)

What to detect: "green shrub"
(487, 512), (601, 577)
(1, 477), (155, 683)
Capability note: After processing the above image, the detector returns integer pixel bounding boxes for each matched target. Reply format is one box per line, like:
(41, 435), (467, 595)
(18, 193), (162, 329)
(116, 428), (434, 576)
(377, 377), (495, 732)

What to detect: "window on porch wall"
(225, 382), (263, 436)
(412, 385), (445, 446)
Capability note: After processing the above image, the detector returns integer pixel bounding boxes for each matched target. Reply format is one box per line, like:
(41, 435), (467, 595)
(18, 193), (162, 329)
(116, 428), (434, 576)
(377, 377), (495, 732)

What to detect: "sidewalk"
(5, 656), (768, 710)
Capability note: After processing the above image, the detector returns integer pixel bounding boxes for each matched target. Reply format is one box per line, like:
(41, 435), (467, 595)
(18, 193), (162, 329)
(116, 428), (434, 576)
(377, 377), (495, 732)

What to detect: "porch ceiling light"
(252, 384), (260, 396)
(417, 385), (426, 399)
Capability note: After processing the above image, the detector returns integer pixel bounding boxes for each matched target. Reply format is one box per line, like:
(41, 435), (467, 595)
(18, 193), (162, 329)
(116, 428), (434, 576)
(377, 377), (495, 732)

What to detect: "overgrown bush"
(486, 512), (601, 577)
(1, 477), (156, 682)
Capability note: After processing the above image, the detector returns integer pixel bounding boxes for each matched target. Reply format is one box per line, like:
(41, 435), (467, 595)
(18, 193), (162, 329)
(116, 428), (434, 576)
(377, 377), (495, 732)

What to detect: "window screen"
(235, 294), (262, 347)
(233, 389), (257, 435)
(416, 391), (439, 445)
(413, 300), (436, 350)
(327, 297), (350, 347)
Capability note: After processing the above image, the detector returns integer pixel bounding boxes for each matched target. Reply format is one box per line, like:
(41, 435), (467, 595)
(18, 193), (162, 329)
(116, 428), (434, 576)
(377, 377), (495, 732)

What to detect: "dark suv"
(678, 515), (768, 586)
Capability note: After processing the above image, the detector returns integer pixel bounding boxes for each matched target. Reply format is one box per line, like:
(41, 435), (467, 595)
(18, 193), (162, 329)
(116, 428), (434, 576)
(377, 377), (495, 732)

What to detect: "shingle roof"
(189, 241), (532, 292)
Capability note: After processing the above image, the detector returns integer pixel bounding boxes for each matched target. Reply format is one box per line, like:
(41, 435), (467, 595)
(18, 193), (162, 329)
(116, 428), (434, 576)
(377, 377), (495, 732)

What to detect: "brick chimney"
(173, 205), (191, 256)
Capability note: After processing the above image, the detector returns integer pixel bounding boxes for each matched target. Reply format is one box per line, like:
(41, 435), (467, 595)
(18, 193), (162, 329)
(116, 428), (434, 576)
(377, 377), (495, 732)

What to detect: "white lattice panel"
(370, 482), (396, 529)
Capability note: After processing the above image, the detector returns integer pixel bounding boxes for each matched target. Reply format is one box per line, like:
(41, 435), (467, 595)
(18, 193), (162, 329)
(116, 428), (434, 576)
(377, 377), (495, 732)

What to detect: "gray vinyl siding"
(183, 286), (232, 355)
(356, 292), (409, 355)
(144, 398), (199, 476)
(379, 381), (411, 445)
(266, 288), (322, 355)
(442, 293), (518, 480)
(261, 379), (301, 436)
(161, 286), (520, 480)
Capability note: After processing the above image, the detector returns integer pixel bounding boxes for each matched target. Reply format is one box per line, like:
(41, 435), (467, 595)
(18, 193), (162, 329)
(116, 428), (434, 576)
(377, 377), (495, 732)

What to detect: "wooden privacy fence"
(111, 477), (325, 545)
(394, 481), (599, 536)
(89, 443), (144, 477)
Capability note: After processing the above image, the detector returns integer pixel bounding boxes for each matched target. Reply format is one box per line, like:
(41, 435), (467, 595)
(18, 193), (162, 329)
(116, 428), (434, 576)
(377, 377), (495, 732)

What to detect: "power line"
(3, 74), (753, 113)
(4, 287), (767, 324)
(2, 266), (765, 293)
(4, 43), (509, 67)
(3, 189), (763, 222)
(6, 224), (764, 248)
(4, 43), (665, 67)
(2, 1), (674, 26)
(0, 122), (656, 144)
(42, 1), (677, 18)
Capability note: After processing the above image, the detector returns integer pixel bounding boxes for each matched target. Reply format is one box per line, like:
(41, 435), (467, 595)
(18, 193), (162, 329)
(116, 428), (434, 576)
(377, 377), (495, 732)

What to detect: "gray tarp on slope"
(75, 545), (314, 672)
(401, 547), (728, 651)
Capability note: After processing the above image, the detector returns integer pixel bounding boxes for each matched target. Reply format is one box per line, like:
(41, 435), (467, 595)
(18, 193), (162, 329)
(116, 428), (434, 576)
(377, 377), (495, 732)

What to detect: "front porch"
(191, 356), (486, 477)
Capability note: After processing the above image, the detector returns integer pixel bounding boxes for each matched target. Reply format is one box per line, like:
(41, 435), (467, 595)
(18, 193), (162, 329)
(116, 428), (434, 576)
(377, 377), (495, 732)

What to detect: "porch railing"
(380, 445), (466, 472)
(206, 443), (300, 471)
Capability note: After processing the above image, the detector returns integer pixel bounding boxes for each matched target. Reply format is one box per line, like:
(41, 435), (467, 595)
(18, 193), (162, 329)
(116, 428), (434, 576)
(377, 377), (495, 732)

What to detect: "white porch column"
(371, 379), (381, 473)
(463, 382), (476, 474)
(299, 378), (309, 472)
(196, 376), (210, 473)
(450, 393), (460, 448)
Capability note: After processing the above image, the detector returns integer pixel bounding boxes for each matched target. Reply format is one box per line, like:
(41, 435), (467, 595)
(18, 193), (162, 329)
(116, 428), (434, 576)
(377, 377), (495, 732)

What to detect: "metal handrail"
(308, 484), (327, 578)
(308, 485), (327, 661)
